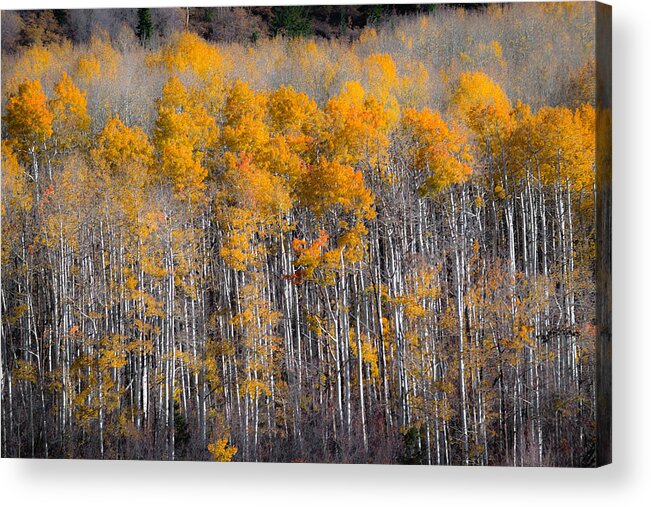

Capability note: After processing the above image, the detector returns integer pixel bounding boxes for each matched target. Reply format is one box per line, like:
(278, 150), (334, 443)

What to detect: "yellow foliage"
(208, 437), (237, 462)
(3, 42), (72, 95)
(512, 102), (595, 190)
(402, 107), (473, 194)
(268, 85), (322, 137)
(397, 61), (430, 108)
(4, 79), (53, 149)
(364, 53), (398, 90)
(88, 32), (120, 79)
(154, 77), (218, 157)
(148, 31), (228, 83)
(324, 81), (395, 167)
(160, 141), (207, 198)
(451, 71), (513, 138)
(293, 229), (330, 279)
(349, 333), (380, 380)
(154, 83), (215, 197)
(240, 378), (271, 399)
(224, 79), (268, 125)
(358, 27), (378, 45)
(93, 116), (154, 179)
(222, 115), (270, 154)
(49, 72), (90, 151)
(13, 359), (38, 383)
(222, 152), (292, 218)
(257, 136), (309, 188)
(1, 142), (32, 213)
(74, 54), (101, 81)
(300, 159), (374, 220)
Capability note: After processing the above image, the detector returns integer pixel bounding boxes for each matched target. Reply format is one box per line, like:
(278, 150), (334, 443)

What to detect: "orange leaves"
(223, 152), (292, 219)
(510, 101), (596, 190)
(292, 229), (330, 280)
(49, 72), (90, 151)
(268, 85), (321, 137)
(154, 77), (217, 200)
(293, 157), (375, 276)
(222, 80), (269, 154)
(291, 238), (308, 253)
(299, 159), (375, 220)
(93, 116), (153, 178)
(218, 152), (292, 271)
(451, 71), (512, 138)
(4, 79), (53, 149)
(402, 107), (473, 195)
(224, 79), (268, 126)
(324, 81), (395, 167)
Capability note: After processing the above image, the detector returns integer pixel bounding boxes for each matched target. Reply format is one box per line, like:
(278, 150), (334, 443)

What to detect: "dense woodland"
(1, 5), (491, 49)
(1, 3), (599, 465)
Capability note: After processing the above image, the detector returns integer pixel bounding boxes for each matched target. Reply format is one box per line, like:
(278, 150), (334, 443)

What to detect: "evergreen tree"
(136, 8), (153, 46)
(270, 6), (313, 38)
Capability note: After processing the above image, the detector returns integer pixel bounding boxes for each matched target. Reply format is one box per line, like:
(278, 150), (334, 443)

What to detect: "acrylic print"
(0, 3), (611, 466)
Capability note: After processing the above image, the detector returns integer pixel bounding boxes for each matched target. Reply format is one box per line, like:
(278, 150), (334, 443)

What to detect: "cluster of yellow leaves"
(208, 437), (238, 462)
(69, 335), (127, 428)
(292, 229), (330, 280)
(93, 116), (153, 179)
(508, 100), (595, 191)
(402, 107), (473, 195)
(49, 72), (90, 151)
(1, 142), (32, 214)
(74, 54), (101, 81)
(349, 332), (380, 380)
(323, 81), (396, 168)
(396, 61), (430, 109)
(4, 79), (53, 151)
(363, 53), (398, 103)
(218, 152), (293, 271)
(154, 77), (218, 199)
(451, 71), (513, 139)
(531, 104), (595, 190)
(226, 152), (293, 217)
(3, 42), (72, 96)
(88, 33), (121, 79)
(300, 159), (375, 220)
(148, 31), (228, 83)
(221, 80), (269, 154)
(268, 85), (322, 138)
(13, 359), (38, 383)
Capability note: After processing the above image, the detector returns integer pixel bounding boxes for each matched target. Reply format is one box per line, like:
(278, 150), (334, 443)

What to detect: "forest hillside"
(1, 3), (598, 465)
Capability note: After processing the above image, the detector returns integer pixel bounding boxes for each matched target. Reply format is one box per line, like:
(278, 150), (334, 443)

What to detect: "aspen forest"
(1, 3), (602, 465)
